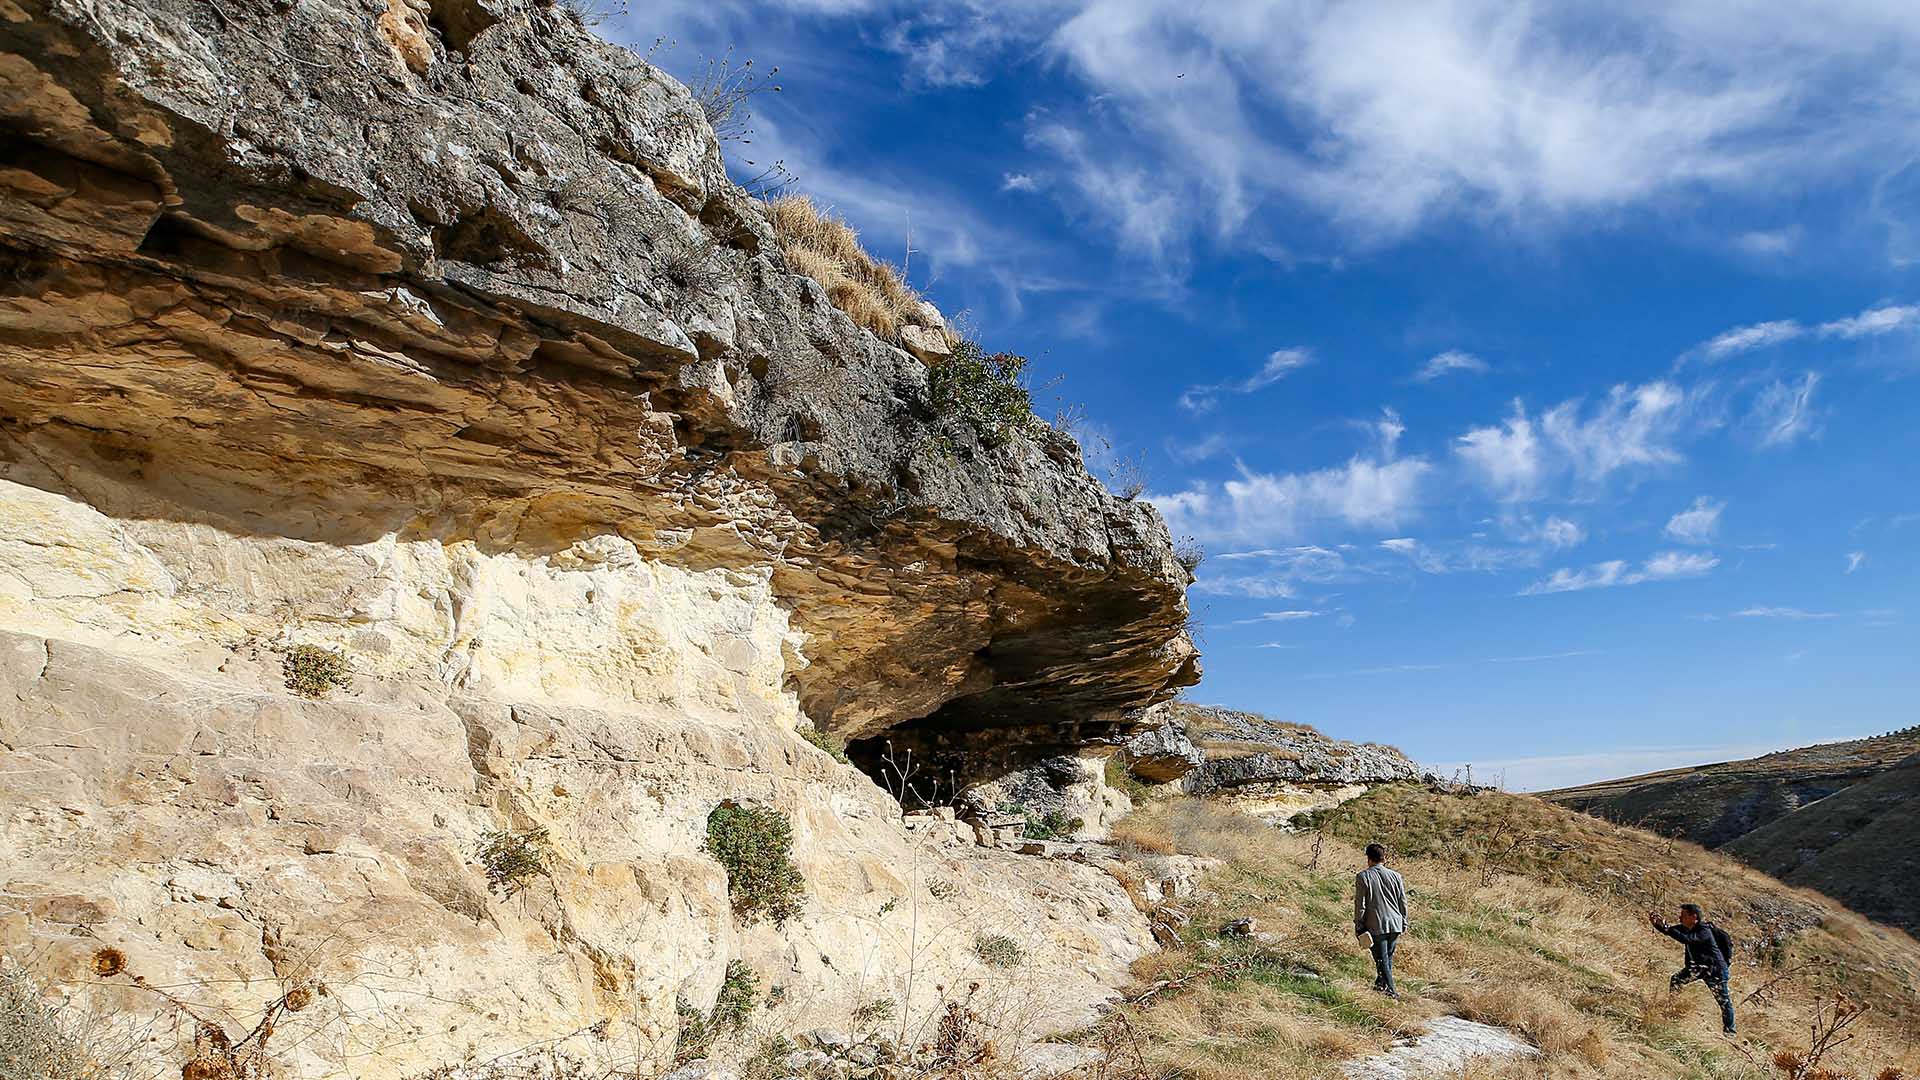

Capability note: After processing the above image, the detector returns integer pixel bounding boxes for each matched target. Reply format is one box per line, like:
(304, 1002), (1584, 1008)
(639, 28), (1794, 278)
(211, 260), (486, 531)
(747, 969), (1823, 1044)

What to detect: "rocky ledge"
(0, 0), (1196, 744)
(1118, 703), (1425, 818)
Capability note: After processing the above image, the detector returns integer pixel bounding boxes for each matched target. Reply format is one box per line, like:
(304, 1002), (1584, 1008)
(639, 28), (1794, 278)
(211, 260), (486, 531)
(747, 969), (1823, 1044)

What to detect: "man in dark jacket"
(1649, 903), (1736, 1034)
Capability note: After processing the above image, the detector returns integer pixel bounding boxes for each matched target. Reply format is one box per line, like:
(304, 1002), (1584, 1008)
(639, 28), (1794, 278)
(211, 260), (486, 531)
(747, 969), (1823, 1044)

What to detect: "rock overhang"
(0, 0), (1197, 743)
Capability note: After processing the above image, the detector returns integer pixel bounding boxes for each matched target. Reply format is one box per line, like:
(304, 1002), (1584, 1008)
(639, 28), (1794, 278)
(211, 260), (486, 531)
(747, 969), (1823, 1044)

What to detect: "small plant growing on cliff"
(1000, 801), (1081, 841)
(930, 339), (1039, 450)
(1174, 535), (1205, 572)
(972, 932), (1025, 969)
(799, 725), (850, 763)
(282, 644), (348, 698)
(676, 963), (760, 1065)
(691, 48), (781, 143)
(705, 803), (806, 925)
(477, 825), (552, 897)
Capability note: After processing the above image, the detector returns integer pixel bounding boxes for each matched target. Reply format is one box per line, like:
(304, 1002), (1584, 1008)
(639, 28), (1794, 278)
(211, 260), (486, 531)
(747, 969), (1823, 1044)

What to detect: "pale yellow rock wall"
(0, 469), (1154, 1078)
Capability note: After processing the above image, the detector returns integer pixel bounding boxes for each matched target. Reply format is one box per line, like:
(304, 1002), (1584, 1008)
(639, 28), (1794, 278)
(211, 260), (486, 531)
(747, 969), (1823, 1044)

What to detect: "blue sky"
(629, 2), (1919, 789)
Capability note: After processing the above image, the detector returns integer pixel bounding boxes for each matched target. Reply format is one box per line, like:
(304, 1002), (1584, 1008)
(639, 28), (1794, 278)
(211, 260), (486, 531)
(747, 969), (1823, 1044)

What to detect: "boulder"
(1121, 721), (1207, 782)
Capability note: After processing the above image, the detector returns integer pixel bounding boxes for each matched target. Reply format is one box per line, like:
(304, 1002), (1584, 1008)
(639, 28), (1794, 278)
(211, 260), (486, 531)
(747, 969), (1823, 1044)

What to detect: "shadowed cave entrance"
(843, 691), (1143, 813)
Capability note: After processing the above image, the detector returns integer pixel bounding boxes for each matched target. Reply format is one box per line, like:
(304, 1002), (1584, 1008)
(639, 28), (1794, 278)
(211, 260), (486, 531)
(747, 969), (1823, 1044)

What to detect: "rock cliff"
(1117, 703), (1424, 821)
(0, 0), (1198, 1073)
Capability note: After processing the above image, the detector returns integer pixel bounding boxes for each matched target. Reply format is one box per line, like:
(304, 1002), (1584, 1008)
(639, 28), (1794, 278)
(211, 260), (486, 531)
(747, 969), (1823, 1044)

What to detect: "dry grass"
(1103, 789), (1920, 1080)
(766, 195), (942, 342)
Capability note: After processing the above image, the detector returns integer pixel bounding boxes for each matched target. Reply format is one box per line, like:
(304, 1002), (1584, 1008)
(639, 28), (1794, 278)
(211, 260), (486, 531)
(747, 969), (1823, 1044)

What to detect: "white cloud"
(1376, 536), (1543, 574)
(1457, 382), (1693, 499)
(1154, 448), (1428, 546)
(1191, 545), (1353, 598)
(1540, 516), (1586, 548)
(1013, 0), (1920, 256)
(1689, 302), (1920, 362)
(1819, 303), (1920, 339)
(1229, 610), (1321, 625)
(1181, 348), (1313, 412)
(1455, 403), (1544, 499)
(1000, 172), (1038, 192)
(1846, 551), (1867, 574)
(1499, 513), (1586, 549)
(1732, 606), (1840, 619)
(1539, 382), (1690, 483)
(1664, 496), (1724, 544)
(1521, 550), (1718, 595)
(1699, 319), (1804, 361)
(1749, 372), (1819, 447)
(1416, 350), (1489, 382)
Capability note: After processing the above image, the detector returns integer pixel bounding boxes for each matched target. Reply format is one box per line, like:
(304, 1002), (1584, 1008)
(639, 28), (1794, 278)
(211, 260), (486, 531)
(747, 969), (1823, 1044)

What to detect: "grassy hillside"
(1543, 730), (1920, 849)
(1097, 785), (1920, 1080)
(1725, 752), (1920, 935)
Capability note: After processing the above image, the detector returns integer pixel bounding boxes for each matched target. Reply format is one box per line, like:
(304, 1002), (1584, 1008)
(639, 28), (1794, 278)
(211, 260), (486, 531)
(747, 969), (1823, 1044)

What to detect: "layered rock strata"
(0, 0), (1198, 1073)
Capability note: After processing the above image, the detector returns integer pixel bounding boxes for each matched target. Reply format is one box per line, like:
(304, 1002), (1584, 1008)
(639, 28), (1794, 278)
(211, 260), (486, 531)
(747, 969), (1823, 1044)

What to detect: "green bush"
(929, 339), (1039, 448)
(477, 826), (552, 897)
(674, 960), (762, 1065)
(972, 932), (1025, 969)
(282, 644), (348, 698)
(799, 725), (850, 763)
(705, 804), (807, 925)
(998, 801), (1082, 841)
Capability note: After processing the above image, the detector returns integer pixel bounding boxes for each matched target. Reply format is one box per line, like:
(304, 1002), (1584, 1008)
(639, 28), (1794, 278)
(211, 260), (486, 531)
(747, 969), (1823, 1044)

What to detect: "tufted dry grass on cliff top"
(1098, 789), (1920, 1080)
(767, 194), (942, 342)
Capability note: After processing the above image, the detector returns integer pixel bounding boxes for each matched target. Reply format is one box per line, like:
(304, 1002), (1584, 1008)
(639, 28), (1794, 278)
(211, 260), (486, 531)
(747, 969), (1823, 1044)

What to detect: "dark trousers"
(1672, 964), (1736, 1033)
(1370, 932), (1400, 993)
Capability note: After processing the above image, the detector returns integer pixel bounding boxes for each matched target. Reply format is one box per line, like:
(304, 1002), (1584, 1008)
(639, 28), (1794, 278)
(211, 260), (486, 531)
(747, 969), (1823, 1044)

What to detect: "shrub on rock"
(705, 803), (806, 925)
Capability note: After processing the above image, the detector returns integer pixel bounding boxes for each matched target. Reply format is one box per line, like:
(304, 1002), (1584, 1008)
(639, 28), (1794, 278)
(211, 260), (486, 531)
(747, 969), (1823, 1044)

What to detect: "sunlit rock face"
(0, 0), (1197, 1072)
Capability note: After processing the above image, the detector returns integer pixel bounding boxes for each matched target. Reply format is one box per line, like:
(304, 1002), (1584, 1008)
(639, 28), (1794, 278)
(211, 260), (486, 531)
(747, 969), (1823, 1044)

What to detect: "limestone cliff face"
(0, 0), (1197, 1073)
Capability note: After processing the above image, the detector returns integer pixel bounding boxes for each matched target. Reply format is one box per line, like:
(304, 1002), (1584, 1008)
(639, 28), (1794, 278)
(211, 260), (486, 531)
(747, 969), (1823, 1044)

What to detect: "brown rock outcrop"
(0, 0), (1198, 1073)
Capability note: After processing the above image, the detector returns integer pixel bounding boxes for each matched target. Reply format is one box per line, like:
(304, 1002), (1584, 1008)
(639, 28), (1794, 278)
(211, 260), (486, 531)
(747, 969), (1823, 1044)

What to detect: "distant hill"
(1545, 728), (1920, 931)
(1724, 750), (1920, 933)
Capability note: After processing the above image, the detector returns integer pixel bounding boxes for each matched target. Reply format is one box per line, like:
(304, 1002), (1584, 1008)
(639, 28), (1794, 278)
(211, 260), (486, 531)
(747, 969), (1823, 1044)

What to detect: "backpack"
(1708, 923), (1734, 964)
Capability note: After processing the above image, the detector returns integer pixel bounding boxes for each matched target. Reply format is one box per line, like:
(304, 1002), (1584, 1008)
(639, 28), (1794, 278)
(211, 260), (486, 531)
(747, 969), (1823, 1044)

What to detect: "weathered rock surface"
(1109, 703), (1423, 799)
(0, 0), (1197, 1074)
(1117, 719), (1206, 782)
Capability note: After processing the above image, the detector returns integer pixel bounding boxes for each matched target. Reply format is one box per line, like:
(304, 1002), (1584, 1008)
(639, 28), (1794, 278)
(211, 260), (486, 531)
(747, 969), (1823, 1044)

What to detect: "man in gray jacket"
(1354, 843), (1409, 998)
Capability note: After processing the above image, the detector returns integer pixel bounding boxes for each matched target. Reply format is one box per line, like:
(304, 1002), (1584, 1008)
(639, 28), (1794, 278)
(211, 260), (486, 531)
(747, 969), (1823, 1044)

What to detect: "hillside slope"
(1543, 730), (1920, 848)
(1725, 751), (1920, 935)
(1105, 784), (1920, 1080)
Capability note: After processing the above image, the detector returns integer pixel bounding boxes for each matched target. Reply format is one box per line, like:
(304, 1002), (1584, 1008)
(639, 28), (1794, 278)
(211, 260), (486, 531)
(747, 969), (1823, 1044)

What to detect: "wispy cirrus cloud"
(1180, 348), (1314, 413)
(1732, 606), (1840, 619)
(1689, 303), (1920, 363)
(1664, 496), (1724, 544)
(1415, 350), (1490, 382)
(1229, 610), (1321, 626)
(1520, 550), (1719, 595)
(1846, 551), (1868, 574)
(1748, 372), (1820, 447)
(1191, 545), (1356, 599)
